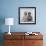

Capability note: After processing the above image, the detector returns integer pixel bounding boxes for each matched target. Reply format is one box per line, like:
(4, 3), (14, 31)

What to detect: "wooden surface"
(24, 40), (43, 46)
(4, 32), (43, 46)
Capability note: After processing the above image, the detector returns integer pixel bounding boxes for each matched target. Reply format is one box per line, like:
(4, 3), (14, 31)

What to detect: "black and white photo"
(19, 7), (36, 24)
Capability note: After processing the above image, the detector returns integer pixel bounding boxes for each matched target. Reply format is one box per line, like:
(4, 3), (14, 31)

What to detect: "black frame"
(19, 7), (36, 24)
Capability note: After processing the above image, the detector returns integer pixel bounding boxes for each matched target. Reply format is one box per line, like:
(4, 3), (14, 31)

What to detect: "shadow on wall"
(0, 16), (5, 46)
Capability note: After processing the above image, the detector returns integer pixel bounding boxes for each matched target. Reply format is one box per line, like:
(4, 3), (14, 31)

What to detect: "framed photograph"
(19, 7), (36, 24)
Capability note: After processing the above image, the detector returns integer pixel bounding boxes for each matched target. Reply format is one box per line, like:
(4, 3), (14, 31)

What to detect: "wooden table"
(4, 32), (43, 46)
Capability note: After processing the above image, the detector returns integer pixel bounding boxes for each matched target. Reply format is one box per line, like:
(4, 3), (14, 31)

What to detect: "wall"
(0, 0), (46, 46)
(0, 0), (46, 32)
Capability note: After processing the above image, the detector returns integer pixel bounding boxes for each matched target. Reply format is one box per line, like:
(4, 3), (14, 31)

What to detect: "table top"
(4, 32), (43, 40)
